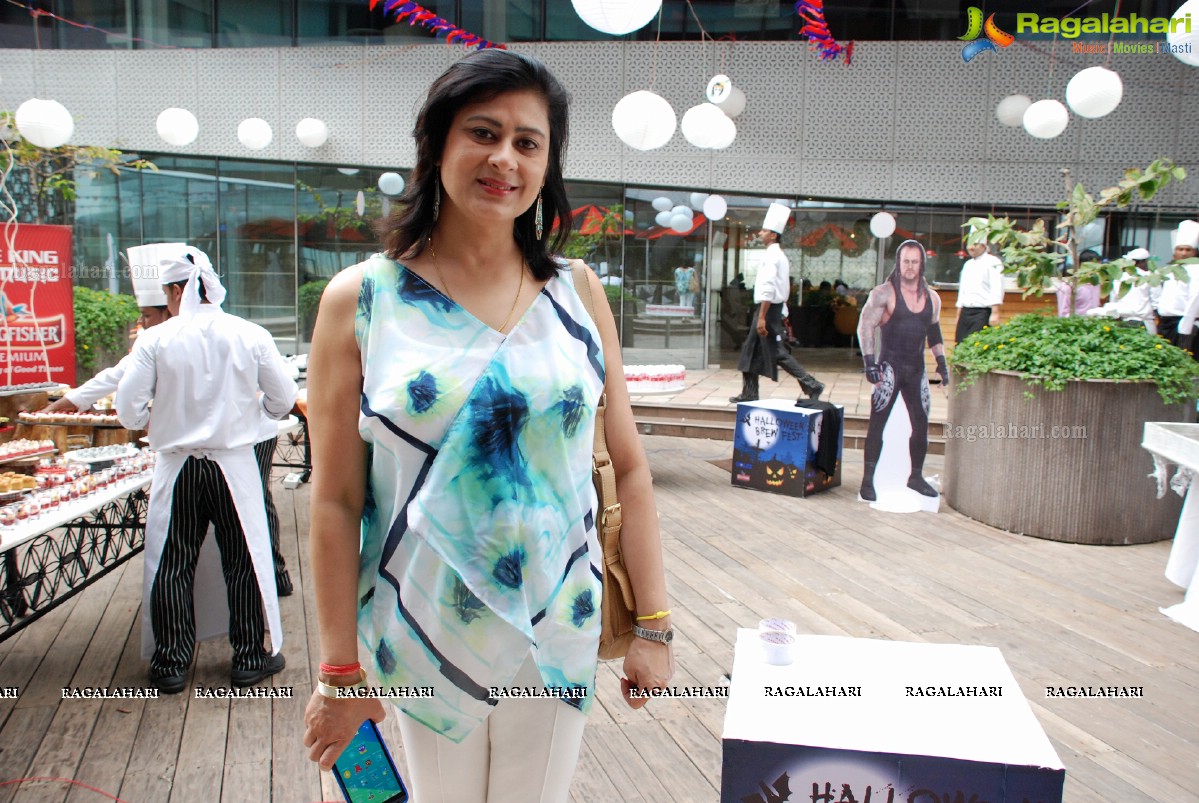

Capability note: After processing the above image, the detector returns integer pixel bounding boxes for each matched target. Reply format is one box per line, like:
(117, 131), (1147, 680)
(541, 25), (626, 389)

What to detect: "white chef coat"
(754, 242), (791, 305)
(116, 305), (298, 659)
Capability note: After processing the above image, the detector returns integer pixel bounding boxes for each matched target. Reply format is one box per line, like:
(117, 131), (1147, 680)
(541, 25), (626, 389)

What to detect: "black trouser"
(955, 307), (991, 343)
(740, 305), (822, 397)
(863, 361), (930, 482)
(1156, 314), (1193, 354)
(253, 437), (288, 582)
(150, 456), (266, 677)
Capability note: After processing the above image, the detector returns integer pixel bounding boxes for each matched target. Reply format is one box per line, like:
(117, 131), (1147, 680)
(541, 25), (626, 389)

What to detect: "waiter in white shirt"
(117, 247), (297, 694)
(954, 241), (1005, 343)
(1162, 220), (1199, 350)
(730, 203), (824, 403)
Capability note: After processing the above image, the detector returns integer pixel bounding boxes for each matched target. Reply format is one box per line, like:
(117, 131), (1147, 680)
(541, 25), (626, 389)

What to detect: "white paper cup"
(758, 618), (797, 635)
(760, 630), (796, 665)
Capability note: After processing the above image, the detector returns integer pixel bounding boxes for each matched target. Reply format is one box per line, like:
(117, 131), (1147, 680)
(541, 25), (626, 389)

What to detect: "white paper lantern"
(295, 117), (329, 148)
(378, 172), (405, 196)
(1168, 0), (1199, 66)
(681, 103), (728, 148)
(995, 94), (1032, 127)
(669, 213), (692, 233)
(355, 190), (366, 216)
(1023, 100), (1069, 139)
(154, 107), (198, 147)
(651, 196), (673, 212)
(654, 210), (673, 227)
(708, 114), (736, 149)
(690, 192), (709, 211)
(571, 0), (662, 35)
(1065, 67), (1123, 119)
(612, 90), (676, 150)
(705, 74), (746, 117)
(14, 98), (74, 148)
(702, 194), (728, 221)
(670, 205), (693, 219)
(237, 118), (273, 150)
(869, 212), (897, 239)
(337, 167), (360, 176)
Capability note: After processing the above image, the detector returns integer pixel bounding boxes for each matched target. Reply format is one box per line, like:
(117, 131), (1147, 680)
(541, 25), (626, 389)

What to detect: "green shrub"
(73, 286), (139, 372)
(299, 279), (330, 340)
(949, 313), (1199, 405)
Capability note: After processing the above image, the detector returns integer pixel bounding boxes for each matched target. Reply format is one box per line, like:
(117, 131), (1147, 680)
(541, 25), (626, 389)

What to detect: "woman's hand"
(303, 691), (387, 770)
(620, 636), (675, 709)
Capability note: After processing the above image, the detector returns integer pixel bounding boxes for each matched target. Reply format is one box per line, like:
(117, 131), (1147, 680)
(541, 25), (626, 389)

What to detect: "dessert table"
(1142, 422), (1199, 631)
(0, 470), (152, 641)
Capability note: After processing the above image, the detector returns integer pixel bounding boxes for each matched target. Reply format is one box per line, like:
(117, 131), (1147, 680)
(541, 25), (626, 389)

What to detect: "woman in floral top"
(303, 50), (672, 802)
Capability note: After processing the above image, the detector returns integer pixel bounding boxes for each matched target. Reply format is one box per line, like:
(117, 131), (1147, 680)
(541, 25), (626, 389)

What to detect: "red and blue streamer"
(370, 1), (505, 50)
(793, 0), (853, 64)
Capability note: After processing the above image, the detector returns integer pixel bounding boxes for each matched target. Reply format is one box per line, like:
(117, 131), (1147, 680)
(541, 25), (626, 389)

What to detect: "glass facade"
(1, 1), (1181, 49)
(68, 152), (1188, 367)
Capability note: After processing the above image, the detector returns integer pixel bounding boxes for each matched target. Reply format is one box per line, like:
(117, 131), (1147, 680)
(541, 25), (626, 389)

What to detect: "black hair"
(887, 239), (930, 305)
(377, 49), (572, 282)
(165, 280), (207, 302)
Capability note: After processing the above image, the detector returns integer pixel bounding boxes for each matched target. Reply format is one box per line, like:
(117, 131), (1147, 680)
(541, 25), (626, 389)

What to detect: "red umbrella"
(642, 213), (708, 239)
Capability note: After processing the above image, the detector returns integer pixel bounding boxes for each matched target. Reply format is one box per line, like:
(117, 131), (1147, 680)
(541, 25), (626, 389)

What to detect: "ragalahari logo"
(959, 7), (1015, 62)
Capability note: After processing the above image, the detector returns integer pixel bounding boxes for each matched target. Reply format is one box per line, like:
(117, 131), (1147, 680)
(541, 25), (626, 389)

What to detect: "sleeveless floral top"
(353, 254), (605, 743)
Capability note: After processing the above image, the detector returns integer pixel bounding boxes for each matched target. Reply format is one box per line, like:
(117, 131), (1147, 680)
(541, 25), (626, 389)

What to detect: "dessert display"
(62, 444), (137, 463)
(0, 438), (56, 461)
(623, 364), (687, 394)
(18, 410), (123, 426)
(0, 450), (156, 529)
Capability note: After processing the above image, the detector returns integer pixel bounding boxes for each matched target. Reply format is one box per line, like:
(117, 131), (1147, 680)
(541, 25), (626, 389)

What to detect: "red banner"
(0, 224), (75, 388)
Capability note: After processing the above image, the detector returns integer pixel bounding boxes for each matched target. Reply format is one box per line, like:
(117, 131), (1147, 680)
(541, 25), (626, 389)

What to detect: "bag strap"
(571, 262), (622, 536)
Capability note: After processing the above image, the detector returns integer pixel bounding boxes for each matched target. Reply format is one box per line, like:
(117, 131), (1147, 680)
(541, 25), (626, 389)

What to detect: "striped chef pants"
(149, 455), (266, 677)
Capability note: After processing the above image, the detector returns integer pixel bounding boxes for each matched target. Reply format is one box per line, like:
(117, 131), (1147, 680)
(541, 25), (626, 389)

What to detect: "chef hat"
(126, 243), (186, 307)
(1123, 247), (1150, 261)
(762, 202), (791, 235)
(159, 246), (225, 317)
(1172, 220), (1199, 250)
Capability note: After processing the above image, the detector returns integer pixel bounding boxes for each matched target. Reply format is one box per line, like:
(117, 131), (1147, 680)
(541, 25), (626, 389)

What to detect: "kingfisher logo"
(959, 7), (1015, 62)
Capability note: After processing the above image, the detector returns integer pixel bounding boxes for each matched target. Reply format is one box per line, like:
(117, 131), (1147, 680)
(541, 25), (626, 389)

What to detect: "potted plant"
(73, 286), (140, 382)
(946, 160), (1198, 544)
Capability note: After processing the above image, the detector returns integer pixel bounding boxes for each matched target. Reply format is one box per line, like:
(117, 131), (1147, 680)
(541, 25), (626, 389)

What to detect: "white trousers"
(397, 652), (588, 803)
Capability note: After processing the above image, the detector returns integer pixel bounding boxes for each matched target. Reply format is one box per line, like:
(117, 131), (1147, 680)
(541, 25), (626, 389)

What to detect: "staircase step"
(631, 403), (945, 454)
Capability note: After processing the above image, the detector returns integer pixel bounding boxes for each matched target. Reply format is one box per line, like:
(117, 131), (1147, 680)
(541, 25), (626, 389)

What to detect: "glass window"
(217, 0), (291, 46)
(137, 0), (212, 49)
(47, 1), (134, 49)
(297, 0), (389, 45)
(0, 4), (37, 48)
(215, 159), (297, 347)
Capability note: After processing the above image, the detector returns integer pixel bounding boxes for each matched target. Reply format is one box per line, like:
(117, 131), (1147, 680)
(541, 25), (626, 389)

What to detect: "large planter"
(944, 370), (1192, 544)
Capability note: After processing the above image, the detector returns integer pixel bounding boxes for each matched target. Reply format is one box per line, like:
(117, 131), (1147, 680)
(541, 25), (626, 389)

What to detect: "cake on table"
(623, 364), (686, 394)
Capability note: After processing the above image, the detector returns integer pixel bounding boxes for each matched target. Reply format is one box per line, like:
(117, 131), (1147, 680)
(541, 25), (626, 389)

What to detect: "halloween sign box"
(721, 631), (1065, 803)
(731, 400), (842, 497)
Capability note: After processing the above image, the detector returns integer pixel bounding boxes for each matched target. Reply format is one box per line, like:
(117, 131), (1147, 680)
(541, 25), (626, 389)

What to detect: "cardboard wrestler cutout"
(856, 240), (947, 512)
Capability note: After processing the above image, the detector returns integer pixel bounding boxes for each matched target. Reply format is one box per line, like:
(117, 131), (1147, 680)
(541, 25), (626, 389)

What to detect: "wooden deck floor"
(1, 435), (1197, 802)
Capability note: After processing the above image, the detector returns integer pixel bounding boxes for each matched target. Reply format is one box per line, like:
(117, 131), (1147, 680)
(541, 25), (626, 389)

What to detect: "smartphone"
(332, 719), (408, 803)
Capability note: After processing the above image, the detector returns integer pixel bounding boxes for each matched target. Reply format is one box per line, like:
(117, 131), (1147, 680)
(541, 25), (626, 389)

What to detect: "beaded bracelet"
(636, 609), (672, 621)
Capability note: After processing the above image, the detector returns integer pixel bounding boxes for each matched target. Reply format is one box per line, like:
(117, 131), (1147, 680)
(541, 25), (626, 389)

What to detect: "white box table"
(721, 630), (1064, 802)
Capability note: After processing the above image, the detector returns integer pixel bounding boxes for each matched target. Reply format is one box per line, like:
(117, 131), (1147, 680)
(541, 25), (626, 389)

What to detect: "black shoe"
(907, 476), (939, 497)
(729, 394), (758, 404)
(803, 382), (825, 401)
(275, 572), (293, 597)
(231, 652), (286, 688)
(150, 671), (187, 695)
(859, 480), (877, 502)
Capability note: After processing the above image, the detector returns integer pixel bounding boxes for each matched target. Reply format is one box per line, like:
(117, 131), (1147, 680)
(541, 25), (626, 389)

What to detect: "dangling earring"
(432, 175), (441, 223)
(534, 190), (543, 241)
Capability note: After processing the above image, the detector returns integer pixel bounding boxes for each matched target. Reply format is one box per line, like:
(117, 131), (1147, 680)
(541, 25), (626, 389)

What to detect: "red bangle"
(319, 661), (362, 676)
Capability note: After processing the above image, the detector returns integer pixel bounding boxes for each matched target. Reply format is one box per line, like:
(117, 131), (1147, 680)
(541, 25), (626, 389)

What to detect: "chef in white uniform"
(116, 246), (297, 694)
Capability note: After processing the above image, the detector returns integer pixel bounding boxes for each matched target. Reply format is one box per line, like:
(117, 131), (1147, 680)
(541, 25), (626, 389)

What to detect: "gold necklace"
(429, 236), (526, 333)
